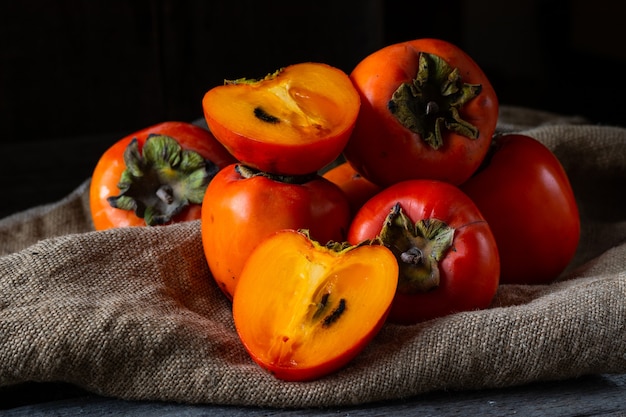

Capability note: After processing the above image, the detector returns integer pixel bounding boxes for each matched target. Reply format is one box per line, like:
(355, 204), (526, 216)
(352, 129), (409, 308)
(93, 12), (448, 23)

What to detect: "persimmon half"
(232, 230), (398, 382)
(202, 62), (360, 176)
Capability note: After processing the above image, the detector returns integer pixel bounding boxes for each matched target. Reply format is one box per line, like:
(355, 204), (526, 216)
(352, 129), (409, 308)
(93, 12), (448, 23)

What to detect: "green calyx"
(224, 68), (284, 86)
(388, 52), (482, 149)
(235, 164), (318, 185)
(107, 134), (216, 226)
(297, 229), (384, 256)
(379, 203), (454, 293)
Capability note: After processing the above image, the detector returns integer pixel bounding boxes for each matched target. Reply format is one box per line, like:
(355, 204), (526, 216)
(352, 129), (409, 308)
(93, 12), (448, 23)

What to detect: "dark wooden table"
(0, 373), (625, 416)
(2, 131), (626, 416)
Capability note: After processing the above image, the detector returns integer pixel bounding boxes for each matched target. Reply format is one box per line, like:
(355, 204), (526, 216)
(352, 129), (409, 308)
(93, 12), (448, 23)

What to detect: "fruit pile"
(89, 38), (581, 382)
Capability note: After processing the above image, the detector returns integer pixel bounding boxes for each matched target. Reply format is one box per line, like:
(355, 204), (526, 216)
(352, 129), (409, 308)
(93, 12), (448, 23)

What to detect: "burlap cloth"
(1, 106), (625, 408)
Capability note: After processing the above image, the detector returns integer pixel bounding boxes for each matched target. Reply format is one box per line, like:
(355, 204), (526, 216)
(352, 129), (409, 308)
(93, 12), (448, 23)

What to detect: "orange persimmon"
(202, 62), (360, 176)
(322, 162), (382, 216)
(201, 164), (351, 300)
(233, 230), (398, 381)
(344, 38), (498, 187)
(89, 121), (235, 230)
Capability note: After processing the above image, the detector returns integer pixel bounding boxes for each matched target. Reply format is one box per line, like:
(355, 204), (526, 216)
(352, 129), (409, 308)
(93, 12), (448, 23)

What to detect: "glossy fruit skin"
(202, 62), (361, 176)
(322, 162), (382, 217)
(201, 164), (351, 300)
(89, 121), (236, 230)
(461, 134), (581, 284)
(233, 229), (398, 381)
(344, 38), (499, 187)
(348, 179), (500, 324)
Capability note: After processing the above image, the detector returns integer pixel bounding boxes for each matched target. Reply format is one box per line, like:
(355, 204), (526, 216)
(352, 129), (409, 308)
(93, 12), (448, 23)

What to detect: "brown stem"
(400, 246), (424, 265)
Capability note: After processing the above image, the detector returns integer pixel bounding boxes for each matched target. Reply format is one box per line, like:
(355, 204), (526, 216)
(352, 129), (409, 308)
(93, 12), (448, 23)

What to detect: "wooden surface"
(1, 374), (626, 416)
(2, 132), (626, 415)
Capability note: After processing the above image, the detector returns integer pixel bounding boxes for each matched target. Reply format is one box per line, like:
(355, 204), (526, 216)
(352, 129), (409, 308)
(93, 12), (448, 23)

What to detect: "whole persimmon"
(344, 38), (498, 187)
(89, 121), (235, 230)
(233, 229), (398, 381)
(322, 162), (382, 217)
(461, 134), (580, 284)
(348, 179), (500, 324)
(201, 164), (351, 300)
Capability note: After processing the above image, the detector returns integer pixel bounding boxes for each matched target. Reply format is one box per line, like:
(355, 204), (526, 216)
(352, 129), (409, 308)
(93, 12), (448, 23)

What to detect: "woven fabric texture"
(1, 107), (625, 407)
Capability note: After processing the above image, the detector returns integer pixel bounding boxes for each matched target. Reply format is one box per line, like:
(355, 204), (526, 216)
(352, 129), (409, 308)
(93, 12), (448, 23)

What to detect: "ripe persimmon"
(344, 38), (498, 187)
(348, 179), (500, 324)
(89, 121), (235, 230)
(461, 134), (580, 284)
(202, 62), (360, 176)
(201, 164), (351, 300)
(322, 162), (382, 216)
(232, 230), (398, 381)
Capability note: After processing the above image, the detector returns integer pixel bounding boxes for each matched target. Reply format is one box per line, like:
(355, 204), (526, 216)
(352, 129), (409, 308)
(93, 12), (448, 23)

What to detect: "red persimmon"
(89, 121), (235, 230)
(201, 164), (351, 300)
(348, 179), (500, 324)
(344, 38), (498, 187)
(461, 134), (580, 284)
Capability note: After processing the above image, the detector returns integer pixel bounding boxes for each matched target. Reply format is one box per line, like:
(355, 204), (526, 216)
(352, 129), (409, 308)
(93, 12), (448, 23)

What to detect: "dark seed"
(322, 298), (346, 328)
(254, 107), (280, 124)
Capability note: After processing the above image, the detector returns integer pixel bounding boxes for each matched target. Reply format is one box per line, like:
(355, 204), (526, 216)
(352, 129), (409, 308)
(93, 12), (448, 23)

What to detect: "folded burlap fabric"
(1, 106), (625, 408)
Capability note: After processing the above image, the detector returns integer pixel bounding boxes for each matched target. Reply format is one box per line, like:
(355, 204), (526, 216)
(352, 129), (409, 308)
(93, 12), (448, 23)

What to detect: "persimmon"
(461, 134), (580, 284)
(201, 164), (351, 300)
(233, 229), (398, 381)
(322, 162), (382, 216)
(89, 121), (236, 230)
(348, 179), (500, 324)
(344, 38), (498, 187)
(202, 62), (360, 175)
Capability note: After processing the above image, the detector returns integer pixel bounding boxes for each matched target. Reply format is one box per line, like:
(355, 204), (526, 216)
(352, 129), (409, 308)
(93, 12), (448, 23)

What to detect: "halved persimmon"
(202, 62), (360, 175)
(232, 230), (398, 382)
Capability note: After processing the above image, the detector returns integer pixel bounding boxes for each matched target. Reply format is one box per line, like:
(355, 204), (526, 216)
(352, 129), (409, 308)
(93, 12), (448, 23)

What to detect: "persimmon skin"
(322, 162), (382, 217)
(461, 134), (580, 284)
(89, 121), (236, 230)
(233, 229), (398, 381)
(344, 38), (499, 187)
(201, 164), (351, 300)
(348, 179), (500, 324)
(202, 62), (360, 175)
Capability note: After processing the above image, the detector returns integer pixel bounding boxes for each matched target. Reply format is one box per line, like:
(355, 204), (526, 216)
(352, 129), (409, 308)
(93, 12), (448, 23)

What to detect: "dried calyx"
(379, 202), (454, 293)
(388, 52), (482, 149)
(108, 134), (216, 226)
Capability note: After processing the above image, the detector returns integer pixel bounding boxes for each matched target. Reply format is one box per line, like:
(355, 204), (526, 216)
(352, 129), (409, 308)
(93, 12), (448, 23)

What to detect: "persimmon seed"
(319, 292), (330, 309)
(322, 298), (346, 328)
(254, 107), (280, 124)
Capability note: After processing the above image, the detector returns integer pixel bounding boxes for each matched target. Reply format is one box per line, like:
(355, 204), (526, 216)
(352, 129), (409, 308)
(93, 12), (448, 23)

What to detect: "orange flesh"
(233, 231), (398, 379)
(204, 63), (359, 145)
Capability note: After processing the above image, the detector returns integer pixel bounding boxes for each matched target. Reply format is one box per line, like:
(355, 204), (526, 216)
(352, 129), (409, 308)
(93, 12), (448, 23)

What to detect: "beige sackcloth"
(1, 106), (625, 407)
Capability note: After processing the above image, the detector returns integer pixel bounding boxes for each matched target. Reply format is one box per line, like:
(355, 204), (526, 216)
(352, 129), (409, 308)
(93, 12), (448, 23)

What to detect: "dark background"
(1, 0), (625, 217)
